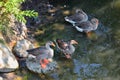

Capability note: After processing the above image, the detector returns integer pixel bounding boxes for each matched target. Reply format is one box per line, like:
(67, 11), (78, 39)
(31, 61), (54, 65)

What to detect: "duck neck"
(68, 42), (75, 53)
(69, 44), (75, 53)
(83, 13), (88, 22)
(46, 44), (51, 49)
(91, 21), (98, 30)
(46, 43), (54, 58)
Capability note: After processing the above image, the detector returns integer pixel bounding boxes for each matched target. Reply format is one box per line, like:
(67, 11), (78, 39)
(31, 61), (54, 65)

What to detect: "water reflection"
(73, 59), (108, 79)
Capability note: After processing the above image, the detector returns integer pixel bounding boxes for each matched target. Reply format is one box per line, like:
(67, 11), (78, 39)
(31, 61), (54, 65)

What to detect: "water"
(16, 0), (120, 80)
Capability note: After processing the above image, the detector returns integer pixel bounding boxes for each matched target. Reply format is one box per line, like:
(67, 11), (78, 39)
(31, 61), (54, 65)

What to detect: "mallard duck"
(55, 39), (78, 59)
(65, 9), (88, 25)
(73, 18), (99, 33)
(27, 41), (55, 69)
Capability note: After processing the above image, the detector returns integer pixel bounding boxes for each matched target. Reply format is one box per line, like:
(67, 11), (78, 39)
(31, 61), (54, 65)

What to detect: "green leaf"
(0, 2), (3, 7)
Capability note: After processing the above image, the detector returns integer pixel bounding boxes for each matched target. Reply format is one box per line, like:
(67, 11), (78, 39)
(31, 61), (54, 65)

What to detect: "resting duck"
(55, 39), (78, 59)
(65, 9), (88, 25)
(27, 41), (55, 69)
(73, 18), (99, 33)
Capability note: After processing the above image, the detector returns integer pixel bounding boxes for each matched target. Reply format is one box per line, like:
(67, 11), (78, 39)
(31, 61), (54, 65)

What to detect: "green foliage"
(16, 10), (38, 23)
(0, 38), (5, 44)
(0, 0), (38, 33)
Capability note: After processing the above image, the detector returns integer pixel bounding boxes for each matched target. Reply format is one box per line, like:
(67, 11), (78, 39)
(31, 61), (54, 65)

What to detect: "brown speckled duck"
(55, 39), (78, 59)
(65, 9), (88, 25)
(27, 41), (55, 69)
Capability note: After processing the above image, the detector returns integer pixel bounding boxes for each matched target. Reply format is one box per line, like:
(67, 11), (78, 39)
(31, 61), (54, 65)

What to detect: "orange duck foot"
(42, 59), (50, 64)
(86, 32), (92, 37)
(40, 59), (50, 69)
(41, 63), (47, 69)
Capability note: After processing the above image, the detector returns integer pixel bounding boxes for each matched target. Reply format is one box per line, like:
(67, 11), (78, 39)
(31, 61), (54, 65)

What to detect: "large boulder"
(13, 39), (34, 57)
(0, 43), (18, 72)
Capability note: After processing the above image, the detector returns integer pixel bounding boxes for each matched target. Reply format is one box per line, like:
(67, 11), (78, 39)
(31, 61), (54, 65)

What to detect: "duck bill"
(74, 41), (78, 44)
(71, 40), (78, 44)
(51, 43), (55, 47)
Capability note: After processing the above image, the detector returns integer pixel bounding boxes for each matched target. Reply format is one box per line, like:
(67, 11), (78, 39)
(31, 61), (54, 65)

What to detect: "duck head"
(75, 9), (83, 14)
(91, 18), (99, 30)
(46, 41), (55, 47)
(70, 40), (78, 45)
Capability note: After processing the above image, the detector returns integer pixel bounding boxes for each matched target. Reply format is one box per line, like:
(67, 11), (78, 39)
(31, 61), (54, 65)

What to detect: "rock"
(13, 21), (28, 40)
(0, 76), (3, 80)
(3, 15), (28, 45)
(0, 43), (18, 72)
(13, 39), (34, 58)
(26, 57), (59, 73)
(0, 72), (22, 80)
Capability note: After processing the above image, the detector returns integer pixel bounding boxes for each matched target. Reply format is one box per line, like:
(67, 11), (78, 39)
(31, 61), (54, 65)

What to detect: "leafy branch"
(0, 0), (38, 32)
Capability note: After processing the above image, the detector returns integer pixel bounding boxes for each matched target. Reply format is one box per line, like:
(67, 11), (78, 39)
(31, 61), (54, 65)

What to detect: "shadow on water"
(15, 0), (120, 80)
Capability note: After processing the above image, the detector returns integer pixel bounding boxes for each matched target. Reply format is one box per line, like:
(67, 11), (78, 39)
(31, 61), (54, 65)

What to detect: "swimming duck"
(65, 9), (88, 25)
(27, 41), (55, 69)
(73, 18), (99, 33)
(55, 39), (78, 59)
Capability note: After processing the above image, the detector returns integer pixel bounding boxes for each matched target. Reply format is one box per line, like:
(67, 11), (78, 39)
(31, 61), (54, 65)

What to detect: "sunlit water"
(15, 0), (120, 80)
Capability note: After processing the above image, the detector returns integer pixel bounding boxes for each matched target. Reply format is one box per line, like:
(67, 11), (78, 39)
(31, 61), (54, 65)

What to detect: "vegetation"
(0, 0), (38, 34)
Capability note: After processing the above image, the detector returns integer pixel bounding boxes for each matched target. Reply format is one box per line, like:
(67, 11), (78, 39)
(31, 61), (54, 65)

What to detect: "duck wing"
(68, 13), (86, 22)
(27, 46), (49, 56)
(63, 44), (73, 54)
(75, 21), (93, 31)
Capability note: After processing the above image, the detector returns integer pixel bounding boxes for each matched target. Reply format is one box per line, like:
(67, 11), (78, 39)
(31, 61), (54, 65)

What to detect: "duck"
(55, 39), (78, 59)
(65, 9), (88, 25)
(73, 18), (99, 33)
(26, 41), (55, 69)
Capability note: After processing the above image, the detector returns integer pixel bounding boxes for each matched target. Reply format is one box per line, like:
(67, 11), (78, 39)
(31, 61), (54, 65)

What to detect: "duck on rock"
(65, 9), (88, 25)
(26, 41), (55, 69)
(55, 39), (78, 59)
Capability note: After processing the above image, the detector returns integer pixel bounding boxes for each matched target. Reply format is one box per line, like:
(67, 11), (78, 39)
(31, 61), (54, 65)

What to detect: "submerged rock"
(26, 57), (59, 73)
(0, 43), (18, 72)
(73, 59), (108, 77)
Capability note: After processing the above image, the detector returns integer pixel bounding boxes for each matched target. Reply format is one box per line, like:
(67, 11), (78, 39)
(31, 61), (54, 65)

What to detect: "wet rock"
(0, 43), (18, 72)
(13, 39), (34, 58)
(26, 57), (59, 74)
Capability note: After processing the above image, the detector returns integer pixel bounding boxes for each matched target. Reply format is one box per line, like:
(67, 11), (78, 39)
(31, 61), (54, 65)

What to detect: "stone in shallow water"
(13, 39), (34, 57)
(0, 43), (18, 72)
(26, 57), (59, 74)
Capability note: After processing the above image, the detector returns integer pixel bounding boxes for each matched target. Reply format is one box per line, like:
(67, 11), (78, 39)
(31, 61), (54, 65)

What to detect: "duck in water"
(73, 18), (99, 36)
(65, 9), (88, 25)
(55, 39), (78, 59)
